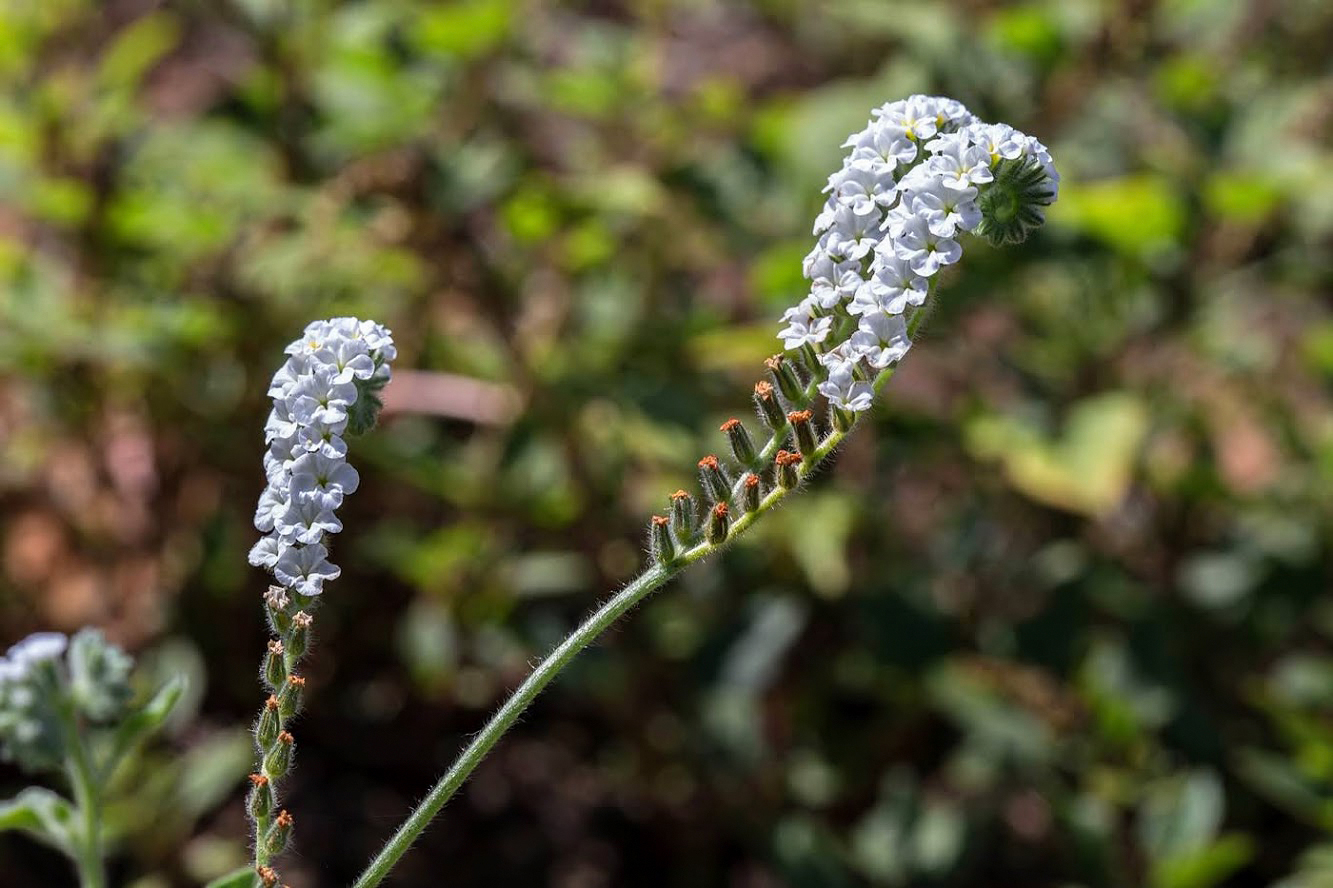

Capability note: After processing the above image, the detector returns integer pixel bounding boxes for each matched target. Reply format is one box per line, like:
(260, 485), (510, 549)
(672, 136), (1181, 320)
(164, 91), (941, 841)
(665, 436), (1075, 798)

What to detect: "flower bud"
(976, 156), (1056, 247)
(256, 696), (281, 750)
(248, 774), (274, 821)
(799, 343), (821, 372)
(347, 372), (390, 436)
(264, 809), (294, 857)
(287, 611), (313, 661)
(257, 866), (279, 888)
(669, 490), (697, 544)
(830, 405), (855, 433)
(740, 473), (761, 513)
(264, 731), (295, 779)
(754, 381), (785, 430)
(279, 675), (305, 719)
(650, 515), (675, 565)
(697, 455), (731, 506)
(264, 639), (287, 691)
(265, 586), (292, 636)
(775, 450), (801, 490)
(766, 355), (807, 407)
(706, 502), (730, 545)
(788, 410), (817, 458)
(720, 418), (757, 467)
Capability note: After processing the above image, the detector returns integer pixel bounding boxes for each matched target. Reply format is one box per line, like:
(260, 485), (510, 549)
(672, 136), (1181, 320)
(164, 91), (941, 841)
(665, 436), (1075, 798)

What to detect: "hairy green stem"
(353, 304), (925, 887)
(66, 735), (106, 888)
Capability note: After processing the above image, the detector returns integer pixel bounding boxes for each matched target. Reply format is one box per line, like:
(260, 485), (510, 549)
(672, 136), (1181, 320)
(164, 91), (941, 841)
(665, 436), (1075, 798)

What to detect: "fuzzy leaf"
(107, 674), (187, 770)
(0, 787), (78, 855)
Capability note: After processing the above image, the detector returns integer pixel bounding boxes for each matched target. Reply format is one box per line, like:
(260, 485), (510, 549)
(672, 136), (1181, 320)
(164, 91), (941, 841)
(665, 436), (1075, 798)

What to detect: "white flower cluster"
(0, 630), (133, 771)
(777, 95), (1059, 411)
(248, 318), (396, 597)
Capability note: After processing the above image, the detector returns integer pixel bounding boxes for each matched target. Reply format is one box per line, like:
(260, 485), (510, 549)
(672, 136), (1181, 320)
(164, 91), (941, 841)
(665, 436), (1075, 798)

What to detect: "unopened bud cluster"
(778, 95), (1059, 411)
(249, 586), (316, 872)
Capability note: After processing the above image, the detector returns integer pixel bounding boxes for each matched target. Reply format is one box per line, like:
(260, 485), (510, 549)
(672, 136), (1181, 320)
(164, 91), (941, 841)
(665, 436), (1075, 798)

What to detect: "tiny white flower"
(851, 255), (929, 316)
(778, 299), (834, 350)
(851, 311), (913, 369)
(297, 421), (349, 459)
(249, 535), (286, 569)
(889, 212), (962, 277)
(288, 368), (358, 427)
(817, 348), (875, 412)
(825, 160), (896, 216)
(254, 484), (288, 533)
(274, 543), (341, 597)
(275, 497), (343, 545)
(962, 122), (1024, 164)
(264, 402), (301, 444)
(290, 452), (360, 512)
(924, 131), (994, 191)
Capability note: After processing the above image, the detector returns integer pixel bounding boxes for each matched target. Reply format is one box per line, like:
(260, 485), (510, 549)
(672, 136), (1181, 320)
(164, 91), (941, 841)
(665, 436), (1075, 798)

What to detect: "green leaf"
(204, 865), (260, 888)
(965, 392), (1149, 516)
(0, 786), (78, 855)
(1139, 769), (1225, 863)
(1154, 834), (1254, 888)
(106, 675), (187, 772)
(1048, 174), (1186, 258)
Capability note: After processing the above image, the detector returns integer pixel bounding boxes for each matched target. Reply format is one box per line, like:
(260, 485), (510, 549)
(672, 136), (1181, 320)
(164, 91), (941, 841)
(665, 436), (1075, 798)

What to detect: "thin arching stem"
(351, 305), (926, 888)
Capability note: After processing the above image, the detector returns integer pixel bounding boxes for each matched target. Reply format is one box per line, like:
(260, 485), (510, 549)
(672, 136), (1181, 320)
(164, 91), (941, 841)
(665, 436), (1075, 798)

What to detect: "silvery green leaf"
(0, 786), (77, 855)
(106, 675), (187, 772)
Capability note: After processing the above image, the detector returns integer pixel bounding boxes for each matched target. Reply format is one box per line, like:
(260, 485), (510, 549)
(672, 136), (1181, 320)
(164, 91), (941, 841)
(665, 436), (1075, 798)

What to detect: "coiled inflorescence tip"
(778, 95), (1058, 414)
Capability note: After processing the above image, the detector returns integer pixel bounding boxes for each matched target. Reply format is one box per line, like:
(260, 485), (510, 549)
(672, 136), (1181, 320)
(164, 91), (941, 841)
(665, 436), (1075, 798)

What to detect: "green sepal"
(346, 374), (390, 436)
(975, 156), (1056, 246)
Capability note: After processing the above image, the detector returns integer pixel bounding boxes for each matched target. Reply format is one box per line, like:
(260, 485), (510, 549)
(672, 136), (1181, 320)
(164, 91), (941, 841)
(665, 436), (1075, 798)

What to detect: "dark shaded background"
(3, 0), (1333, 886)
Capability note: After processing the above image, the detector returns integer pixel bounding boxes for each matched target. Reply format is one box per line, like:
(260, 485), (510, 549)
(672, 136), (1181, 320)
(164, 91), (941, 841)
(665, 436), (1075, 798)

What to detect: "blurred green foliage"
(1, 0), (1332, 886)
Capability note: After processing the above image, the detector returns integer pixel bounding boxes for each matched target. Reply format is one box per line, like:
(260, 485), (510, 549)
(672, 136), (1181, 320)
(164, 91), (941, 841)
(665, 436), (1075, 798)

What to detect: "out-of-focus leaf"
(98, 12), (179, 90)
(108, 675), (187, 770)
(1139, 769), (1225, 863)
(0, 787), (77, 855)
(1049, 175), (1185, 258)
(411, 0), (511, 60)
(965, 392), (1149, 516)
(1235, 748), (1333, 827)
